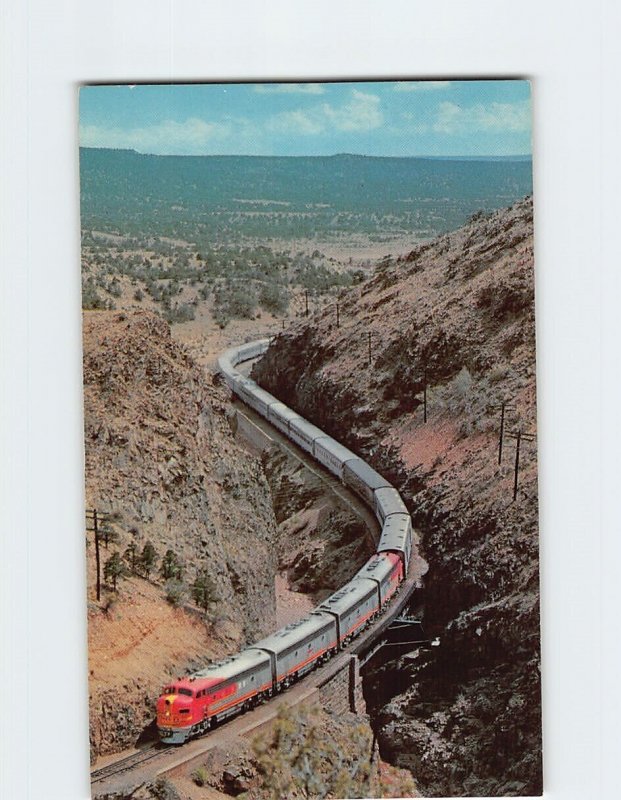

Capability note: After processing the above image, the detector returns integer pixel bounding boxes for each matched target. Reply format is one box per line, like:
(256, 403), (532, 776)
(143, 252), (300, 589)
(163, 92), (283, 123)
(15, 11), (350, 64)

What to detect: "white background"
(1, 2), (619, 798)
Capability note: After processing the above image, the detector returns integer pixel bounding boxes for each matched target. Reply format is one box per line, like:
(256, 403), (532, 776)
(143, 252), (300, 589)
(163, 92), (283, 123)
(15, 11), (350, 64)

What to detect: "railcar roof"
(355, 553), (397, 582)
(249, 612), (335, 655)
(318, 576), (378, 615)
(269, 402), (301, 423)
(221, 346), (242, 366)
(235, 338), (271, 358)
(378, 513), (411, 550)
(246, 383), (280, 406)
(314, 435), (358, 464)
(191, 648), (271, 682)
(344, 459), (393, 491)
(375, 486), (408, 515)
(289, 416), (326, 442)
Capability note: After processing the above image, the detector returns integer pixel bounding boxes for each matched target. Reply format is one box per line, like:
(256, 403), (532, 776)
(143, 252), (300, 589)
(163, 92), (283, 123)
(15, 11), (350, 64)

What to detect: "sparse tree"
(103, 551), (125, 591)
(160, 549), (183, 581)
(191, 569), (217, 614)
(123, 542), (138, 574)
(139, 540), (158, 579)
(98, 518), (119, 550)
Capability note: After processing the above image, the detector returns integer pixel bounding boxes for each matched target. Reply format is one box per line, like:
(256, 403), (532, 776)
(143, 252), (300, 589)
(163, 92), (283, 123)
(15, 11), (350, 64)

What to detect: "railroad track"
(91, 744), (168, 785)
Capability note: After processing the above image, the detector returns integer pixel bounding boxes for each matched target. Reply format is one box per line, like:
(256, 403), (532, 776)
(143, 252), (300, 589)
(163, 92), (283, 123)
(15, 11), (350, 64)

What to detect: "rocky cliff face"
(84, 310), (279, 757)
(253, 197), (542, 796)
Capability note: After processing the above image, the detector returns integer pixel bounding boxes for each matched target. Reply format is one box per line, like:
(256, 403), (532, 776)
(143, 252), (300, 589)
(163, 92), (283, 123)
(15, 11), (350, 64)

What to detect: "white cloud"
(266, 109), (325, 135)
(265, 89), (383, 136)
(322, 89), (383, 132)
(254, 83), (326, 95)
(394, 81), (451, 92)
(79, 118), (232, 154)
(433, 100), (531, 134)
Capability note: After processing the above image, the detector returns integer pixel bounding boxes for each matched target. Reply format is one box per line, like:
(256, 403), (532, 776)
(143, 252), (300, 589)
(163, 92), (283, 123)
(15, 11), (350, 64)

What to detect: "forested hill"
(79, 148), (533, 244)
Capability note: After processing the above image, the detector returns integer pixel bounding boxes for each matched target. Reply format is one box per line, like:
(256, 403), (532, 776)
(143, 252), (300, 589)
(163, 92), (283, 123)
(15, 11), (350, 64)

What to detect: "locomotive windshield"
(177, 687), (193, 697)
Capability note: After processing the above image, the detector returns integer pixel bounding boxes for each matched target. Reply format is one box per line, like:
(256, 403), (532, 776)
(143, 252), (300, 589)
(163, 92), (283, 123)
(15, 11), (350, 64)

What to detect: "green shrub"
(165, 579), (186, 606)
(191, 767), (208, 787)
(165, 303), (196, 324)
(148, 777), (181, 800)
(259, 281), (289, 314)
(213, 281), (257, 322)
(82, 280), (107, 310)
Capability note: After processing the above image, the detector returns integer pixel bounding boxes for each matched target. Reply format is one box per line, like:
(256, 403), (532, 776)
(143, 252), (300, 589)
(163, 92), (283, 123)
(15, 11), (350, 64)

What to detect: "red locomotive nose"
(157, 690), (190, 719)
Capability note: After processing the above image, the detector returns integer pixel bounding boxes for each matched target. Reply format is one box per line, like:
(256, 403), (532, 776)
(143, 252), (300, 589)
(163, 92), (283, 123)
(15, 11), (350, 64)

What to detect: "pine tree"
(103, 551), (125, 591)
(160, 549), (183, 581)
(123, 542), (138, 574)
(139, 540), (157, 578)
(99, 519), (119, 550)
(191, 570), (217, 614)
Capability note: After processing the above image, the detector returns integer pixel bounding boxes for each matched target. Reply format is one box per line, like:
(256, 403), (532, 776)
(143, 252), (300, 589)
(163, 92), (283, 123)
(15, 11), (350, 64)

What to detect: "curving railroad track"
(90, 744), (167, 785)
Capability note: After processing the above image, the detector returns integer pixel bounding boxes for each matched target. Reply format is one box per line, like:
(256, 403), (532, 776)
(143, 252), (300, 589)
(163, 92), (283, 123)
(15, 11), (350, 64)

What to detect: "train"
(156, 338), (414, 744)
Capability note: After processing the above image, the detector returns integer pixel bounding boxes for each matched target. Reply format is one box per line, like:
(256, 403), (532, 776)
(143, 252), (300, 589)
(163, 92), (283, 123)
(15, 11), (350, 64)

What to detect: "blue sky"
(79, 80), (532, 158)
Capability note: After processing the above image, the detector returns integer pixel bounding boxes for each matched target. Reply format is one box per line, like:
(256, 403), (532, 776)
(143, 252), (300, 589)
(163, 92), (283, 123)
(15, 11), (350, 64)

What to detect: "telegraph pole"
(506, 430), (535, 501)
(93, 510), (100, 600)
(336, 301), (340, 328)
(86, 508), (111, 601)
(305, 290), (309, 317)
(367, 331), (372, 366)
(496, 402), (516, 465)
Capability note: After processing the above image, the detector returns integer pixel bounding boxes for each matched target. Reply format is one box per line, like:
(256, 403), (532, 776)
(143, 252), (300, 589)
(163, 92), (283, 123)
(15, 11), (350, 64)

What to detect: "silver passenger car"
(234, 338), (270, 363)
(317, 577), (380, 644)
(249, 612), (337, 686)
(288, 416), (326, 456)
(354, 552), (403, 606)
(313, 436), (358, 479)
(243, 382), (279, 418)
(342, 459), (393, 507)
(268, 401), (301, 436)
(216, 348), (240, 390)
(377, 513), (413, 572)
(233, 377), (258, 406)
(374, 486), (409, 525)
